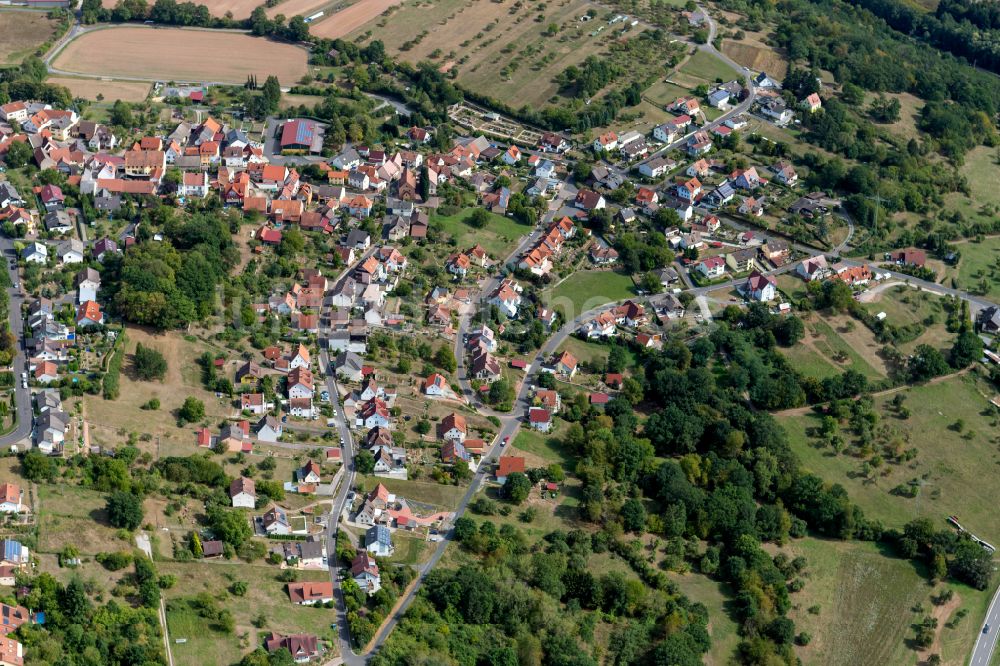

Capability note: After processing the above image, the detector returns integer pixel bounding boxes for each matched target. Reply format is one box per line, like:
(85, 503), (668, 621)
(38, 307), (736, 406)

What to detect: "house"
(438, 412), (467, 442)
(230, 477), (256, 509)
(539, 132), (570, 153)
(696, 256), (726, 279)
(978, 306), (1000, 334)
(739, 196), (765, 217)
(471, 351), (502, 383)
(655, 293), (686, 320)
(76, 300), (103, 327)
(753, 72), (781, 88)
(581, 311), (617, 339)
(55, 238), (83, 264)
(501, 145), (522, 165)
(365, 525), (394, 557)
(496, 456), (525, 483)
(255, 415), (283, 443)
(43, 211), (72, 235)
(759, 98), (794, 125)
(676, 177), (702, 202)
(670, 96), (701, 115)
(263, 506), (291, 535)
(744, 270), (777, 301)
(797, 255), (830, 281)
(887, 248), (927, 268)
(639, 156), (676, 179)
(0, 603), (29, 636)
(535, 389), (561, 413)
(236, 361), (263, 388)
(707, 182), (735, 207)
(590, 244), (619, 265)
(707, 88), (731, 109)
(489, 279), (523, 318)
(652, 122), (679, 144)
(298, 460), (322, 485)
(0, 485), (23, 514)
(287, 581), (334, 605)
(287, 367), (314, 399)
(0, 541), (28, 567)
(360, 397), (390, 429)
(593, 132), (619, 152)
(178, 171), (209, 198)
(334, 351), (364, 381)
(761, 239), (791, 265)
(614, 300), (647, 328)
(726, 248), (757, 273)
(92, 237), (120, 261)
(423, 373), (449, 397)
(240, 393), (272, 415)
(288, 343), (310, 371)
(280, 119), (323, 153)
(686, 131), (713, 156)
(575, 189), (606, 211)
(552, 351), (577, 377)
(264, 632), (321, 663)
(730, 167), (762, 190)
(832, 263), (872, 286)
(21, 242), (46, 264)
(772, 162), (798, 186)
(528, 407), (552, 432)
(0, 636), (22, 666)
(801, 92), (822, 113)
(351, 550), (381, 595)
(38, 184), (64, 211)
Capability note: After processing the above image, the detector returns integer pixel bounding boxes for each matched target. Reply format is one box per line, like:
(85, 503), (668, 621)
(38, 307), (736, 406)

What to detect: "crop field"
(348, 0), (672, 109)
(48, 77), (151, 103)
(0, 10), (61, 65)
(52, 27), (308, 84)
(309, 0), (404, 38)
(429, 207), (530, 258)
(782, 537), (934, 666)
(543, 269), (636, 320)
(781, 374), (1000, 544)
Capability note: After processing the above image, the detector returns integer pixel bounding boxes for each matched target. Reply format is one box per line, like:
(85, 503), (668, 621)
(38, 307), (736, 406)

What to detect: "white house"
(365, 525), (394, 557)
(744, 271), (777, 301)
(0, 484), (24, 514)
(230, 477), (256, 509)
(22, 242), (47, 264)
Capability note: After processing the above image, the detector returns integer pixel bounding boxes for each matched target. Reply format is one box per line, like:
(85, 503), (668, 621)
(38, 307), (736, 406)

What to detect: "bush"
(96, 550), (133, 571)
(178, 396), (205, 424)
(105, 491), (143, 530)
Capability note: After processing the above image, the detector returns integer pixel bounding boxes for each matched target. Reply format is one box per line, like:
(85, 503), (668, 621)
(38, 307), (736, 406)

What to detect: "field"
(429, 207), (531, 258)
(676, 49), (740, 84)
(781, 374), (1000, 544)
(37, 485), (128, 556)
(720, 30), (789, 78)
(944, 146), (1000, 224)
(543, 270), (636, 320)
(859, 284), (954, 354)
(161, 560), (335, 665)
(310, 0), (403, 39)
(51, 27), (308, 84)
(791, 313), (887, 381)
(347, 0), (668, 109)
(952, 235), (1000, 300)
(0, 10), (61, 65)
(358, 475), (466, 510)
(779, 537), (977, 666)
(668, 573), (740, 666)
(48, 76), (151, 103)
(865, 91), (924, 141)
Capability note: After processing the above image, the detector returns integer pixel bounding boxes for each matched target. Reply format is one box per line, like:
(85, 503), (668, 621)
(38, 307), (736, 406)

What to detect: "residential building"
(230, 477), (256, 509)
(365, 525), (394, 557)
(287, 581), (334, 605)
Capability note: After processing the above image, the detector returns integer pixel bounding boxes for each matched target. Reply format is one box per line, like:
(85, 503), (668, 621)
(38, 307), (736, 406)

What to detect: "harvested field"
(48, 77), (151, 102)
(721, 31), (788, 79)
(101, 0), (260, 18)
(310, 0), (404, 39)
(0, 10), (61, 65)
(267, 0), (334, 18)
(52, 27), (308, 84)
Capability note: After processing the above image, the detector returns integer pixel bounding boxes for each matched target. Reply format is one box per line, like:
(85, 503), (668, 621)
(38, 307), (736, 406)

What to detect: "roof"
(439, 412), (467, 434)
(287, 581), (334, 603)
(365, 524), (392, 548)
(497, 456), (525, 477)
(230, 477), (255, 498)
(528, 407), (551, 424)
(0, 485), (18, 506)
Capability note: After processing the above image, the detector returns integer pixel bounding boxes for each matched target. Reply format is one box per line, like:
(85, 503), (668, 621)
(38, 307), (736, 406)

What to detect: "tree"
(189, 531), (203, 558)
(178, 396), (205, 424)
(21, 448), (57, 481)
(501, 472), (531, 504)
(106, 491), (144, 530)
(261, 76), (282, 115)
(908, 345), (949, 382)
(951, 540), (993, 589)
(355, 449), (375, 475)
(465, 208), (491, 228)
(209, 507), (252, 548)
(620, 497), (646, 532)
(134, 343), (167, 381)
(949, 330), (982, 369)
(109, 100), (134, 128)
(3, 141), (31, 169)
(278, 228), (305, 257)
(435, 346), (457, 373)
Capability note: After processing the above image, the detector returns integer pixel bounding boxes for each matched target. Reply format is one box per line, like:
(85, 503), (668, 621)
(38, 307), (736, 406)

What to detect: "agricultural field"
(348, 0), (676, 109)
(675, 49), (741, 85)
(951, 235), (1000, 301)
(309, 0), (403, 38)
(543, 269), (636, 320)
(51, 27), (308, 84)
(48, 76), (151, 103)
(779, 537), (983, 666)
(0, 10), (62, 65)
(780, 374), (1000, 544)
(429, 206), (531, 258)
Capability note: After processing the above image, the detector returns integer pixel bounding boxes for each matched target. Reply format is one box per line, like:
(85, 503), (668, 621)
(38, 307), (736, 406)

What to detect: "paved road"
(971, 585), (1000, 666)
(0, 238), (32, 450)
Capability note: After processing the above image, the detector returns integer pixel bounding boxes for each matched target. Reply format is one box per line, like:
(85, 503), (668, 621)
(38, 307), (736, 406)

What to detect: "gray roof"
(44, 210), (72, 231)
(335, 351), (364, 374)
(365, 525), (392, 548)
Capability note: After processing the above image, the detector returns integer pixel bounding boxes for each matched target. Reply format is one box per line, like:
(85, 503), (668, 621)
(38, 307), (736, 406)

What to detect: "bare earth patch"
(48, 77), (151, 102)
(52, 27), (308, 84)
(310, 0), (404, 39)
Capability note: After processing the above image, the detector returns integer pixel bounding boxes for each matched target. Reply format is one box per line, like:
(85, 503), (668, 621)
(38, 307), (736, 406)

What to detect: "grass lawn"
(780, 374), (1000, 543)
(511, 428), (571, 467)
(556, 337), (612, 368)
(859, 285), (955, 354)
(782, 537), (930, 666)
(430, 208), (531, 259)
(387, 533), (431, 565)
(644, 79), (696, 108)
(779, 343), (841, 380)
(37, 485), (130, 556)
(358, 475), (466, 511)
(543, 270), (636, 320)
(161, 560), (335, 665)
(677, 49), (741, 84)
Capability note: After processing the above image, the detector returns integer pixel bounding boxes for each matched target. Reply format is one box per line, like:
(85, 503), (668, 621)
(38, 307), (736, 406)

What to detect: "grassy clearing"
(543, 270), (636, 320)
(555, 336), (612, 368)
(387, 532), (431, 565)
(954, 235), (1000, 301)
(780, 374), (1000, 543)
(782, 537), (929, 666)
(511, 428), (571, 466)
(37, 485), (129, 556)
(668, 573), (741, 666)
(720, 29), (789, 78)
(780, 343), (841, 380)
(161, 560), (335, 665)
(0, 11), (60, 65)
(47, 77), (150, 103)
(803, 315), (886, 380)
(677, 49), (740, 84)
(944, 146), (1000, 224)
(859, 285), (955, 354)
(430, 207), (530, 258)
(865, 91), (923, 142)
